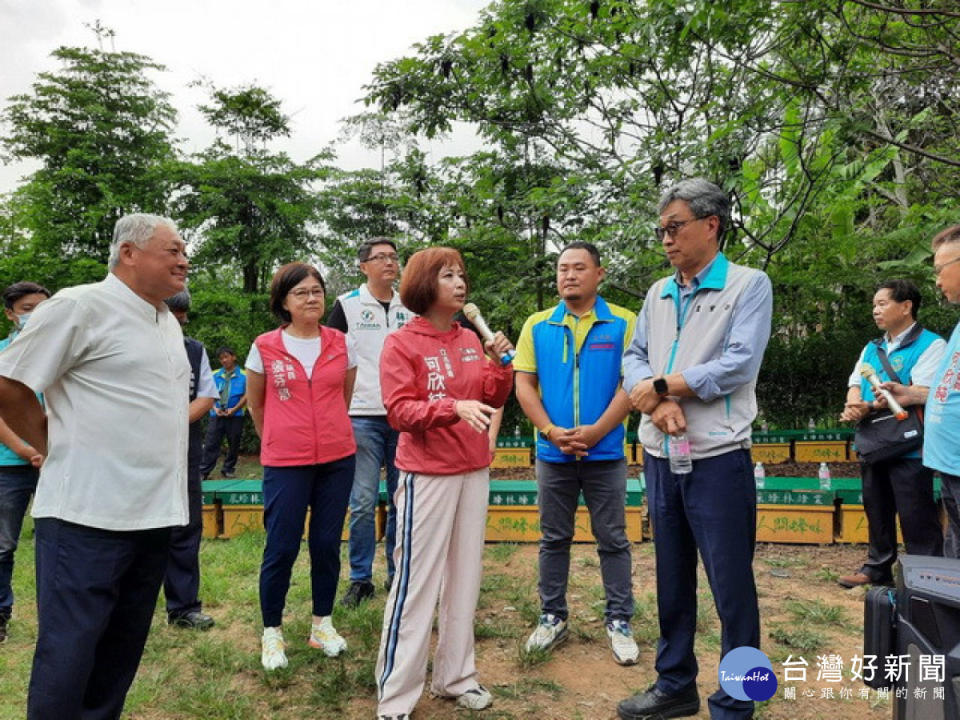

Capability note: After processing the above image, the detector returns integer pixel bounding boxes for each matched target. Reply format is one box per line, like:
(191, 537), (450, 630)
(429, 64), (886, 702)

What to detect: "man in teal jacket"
(0, 281), (49, 643)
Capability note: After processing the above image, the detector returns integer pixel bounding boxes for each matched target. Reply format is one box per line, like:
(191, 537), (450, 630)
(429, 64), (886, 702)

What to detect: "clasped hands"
(541, 424), (604, 457)
(628, 378), (687, 436)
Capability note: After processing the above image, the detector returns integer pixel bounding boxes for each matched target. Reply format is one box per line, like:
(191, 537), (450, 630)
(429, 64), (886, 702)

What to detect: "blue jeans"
(259, 456), (355, 626)
(347, 416), (398, 583)
(0, 464), (39, 616)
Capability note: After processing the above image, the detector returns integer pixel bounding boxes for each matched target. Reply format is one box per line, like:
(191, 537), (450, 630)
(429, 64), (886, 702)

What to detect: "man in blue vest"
(163, 290), (218, 630)
(200, 347), (247, 480)
(837, 279), (945, 588)
(883, 228), (960, 557)
(0, 281), (50, 643)
(619, 178), (773, 720)
(515, 241), (639, 667)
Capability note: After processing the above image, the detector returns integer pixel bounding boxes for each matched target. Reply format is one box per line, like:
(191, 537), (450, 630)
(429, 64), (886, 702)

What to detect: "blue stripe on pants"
(378, 471), (415, 696)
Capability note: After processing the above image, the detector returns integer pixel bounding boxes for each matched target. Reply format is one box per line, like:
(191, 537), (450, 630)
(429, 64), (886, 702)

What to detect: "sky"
(0, 0), (489, 193)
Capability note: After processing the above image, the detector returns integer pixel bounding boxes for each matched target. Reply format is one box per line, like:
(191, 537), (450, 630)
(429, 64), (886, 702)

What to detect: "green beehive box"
(217, 478), (264, 506)
(495, 435), (535, 449)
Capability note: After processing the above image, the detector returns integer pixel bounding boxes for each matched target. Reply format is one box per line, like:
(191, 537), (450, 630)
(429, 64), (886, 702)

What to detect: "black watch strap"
(653, 377), (669, 397)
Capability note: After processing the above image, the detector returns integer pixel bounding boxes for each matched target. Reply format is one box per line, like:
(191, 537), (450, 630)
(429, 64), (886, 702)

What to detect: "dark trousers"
(645, 449), (760, 720)
(163, 469), (203, 617)
(259, 456), (355, 627)
(199, 415), (243, 476)
(940, 473), (960, 559)
(860, 457), (942, 581)
(536, 458), (633, 623)
(28, 517), (170, 720)
(0, 464), (39, 616)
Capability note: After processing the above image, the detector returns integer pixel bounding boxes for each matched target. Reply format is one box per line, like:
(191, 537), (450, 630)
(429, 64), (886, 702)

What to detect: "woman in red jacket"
(374, 247), (514, 718)
(245, 262), (357, 671)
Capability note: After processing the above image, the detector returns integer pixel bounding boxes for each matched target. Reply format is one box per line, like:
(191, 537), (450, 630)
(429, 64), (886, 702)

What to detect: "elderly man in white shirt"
(0, 214), (191, 720)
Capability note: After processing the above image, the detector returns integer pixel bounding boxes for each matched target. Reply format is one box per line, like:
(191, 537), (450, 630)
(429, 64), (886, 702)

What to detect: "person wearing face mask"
(0, 281), (50, 643)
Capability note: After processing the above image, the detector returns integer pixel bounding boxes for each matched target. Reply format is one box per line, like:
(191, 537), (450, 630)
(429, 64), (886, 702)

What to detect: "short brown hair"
(399, 247), (468, 315)
(269, 262), (325, 323)
(932, 224), (960, 251)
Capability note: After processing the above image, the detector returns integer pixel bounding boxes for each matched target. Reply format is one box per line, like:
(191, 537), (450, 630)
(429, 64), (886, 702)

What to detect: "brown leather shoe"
(837, 572), (872, 588)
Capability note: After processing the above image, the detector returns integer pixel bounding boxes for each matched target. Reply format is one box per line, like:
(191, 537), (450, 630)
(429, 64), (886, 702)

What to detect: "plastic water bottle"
(668, 433), (693, 474)
(818, 462), (831, 491)
(807, 417), (816, 432)
(754, 462), (765, 489)
(513, 425), (521, 446)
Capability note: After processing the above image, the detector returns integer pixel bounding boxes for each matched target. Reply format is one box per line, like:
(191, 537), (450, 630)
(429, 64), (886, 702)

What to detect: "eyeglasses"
(363, 252), (400, 264)
(934, 256), (960, 276)
(288, 288), (324, 300)
(654, 217), (701, 241)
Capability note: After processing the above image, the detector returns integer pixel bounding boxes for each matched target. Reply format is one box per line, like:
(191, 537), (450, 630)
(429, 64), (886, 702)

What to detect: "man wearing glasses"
(327, 238), (412, 607)
(619, 178), (773, 720)
(883, 226), (960, 557)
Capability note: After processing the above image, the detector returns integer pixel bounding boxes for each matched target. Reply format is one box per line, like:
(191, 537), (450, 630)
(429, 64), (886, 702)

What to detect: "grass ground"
(0, 508), (895, 720)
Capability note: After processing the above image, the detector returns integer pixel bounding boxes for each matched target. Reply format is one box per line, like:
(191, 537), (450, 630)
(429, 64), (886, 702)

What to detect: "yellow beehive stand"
(491, 447), (532, 468)
(751, 443), (791, 464)
(794, 440), (847, 463)
(756, 504), (834, 544)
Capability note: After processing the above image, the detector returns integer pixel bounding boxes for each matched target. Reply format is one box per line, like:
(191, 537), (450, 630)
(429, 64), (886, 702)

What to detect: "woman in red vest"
(245, 262), (357, 671)
(374, 247), (514, 718)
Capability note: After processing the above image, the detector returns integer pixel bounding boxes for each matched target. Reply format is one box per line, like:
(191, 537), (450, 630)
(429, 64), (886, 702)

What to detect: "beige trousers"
(375, 468), (489, 716)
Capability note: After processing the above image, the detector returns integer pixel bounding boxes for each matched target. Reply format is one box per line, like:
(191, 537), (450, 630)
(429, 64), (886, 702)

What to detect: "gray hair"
(163, 289), (191, 313)
(657, 178), (730, 239)
(107, 214), (178, 269)
(931, 224), (960, 251)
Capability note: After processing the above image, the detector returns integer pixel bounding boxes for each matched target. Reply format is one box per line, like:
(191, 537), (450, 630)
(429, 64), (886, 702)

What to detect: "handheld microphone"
(860, 363), (909, 420)
(463, 303), (515, 366)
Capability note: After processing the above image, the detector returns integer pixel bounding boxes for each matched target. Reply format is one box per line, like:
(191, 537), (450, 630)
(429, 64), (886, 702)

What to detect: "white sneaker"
(261, 626), (288, 670)
(456, 685), (493, 710)
(606, 619), (639, 666)
(308, 616), (347, 657)
(524, 613), (569, 652)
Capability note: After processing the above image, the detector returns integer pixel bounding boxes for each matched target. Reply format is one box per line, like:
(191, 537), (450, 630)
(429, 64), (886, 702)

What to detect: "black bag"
(855, 408), (923, 464)
(854, 330), (924, 464)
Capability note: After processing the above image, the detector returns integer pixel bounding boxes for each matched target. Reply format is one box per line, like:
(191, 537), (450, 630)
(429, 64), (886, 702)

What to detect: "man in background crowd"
(163, 290), (219, 630)
(837, 279), (944, 588)
(0, 281), (50, 643)
(200, 346), (246, 480)
(327, 237), (412, 606)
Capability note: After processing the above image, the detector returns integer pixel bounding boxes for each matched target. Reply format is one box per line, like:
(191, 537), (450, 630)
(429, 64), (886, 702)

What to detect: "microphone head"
(860, 363), (878, 379)
(462, 302), (480, 321)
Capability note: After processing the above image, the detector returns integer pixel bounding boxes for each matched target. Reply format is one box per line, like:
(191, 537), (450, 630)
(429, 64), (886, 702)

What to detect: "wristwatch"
(653, 377), (669, 397)
(538, 423), (555, 440)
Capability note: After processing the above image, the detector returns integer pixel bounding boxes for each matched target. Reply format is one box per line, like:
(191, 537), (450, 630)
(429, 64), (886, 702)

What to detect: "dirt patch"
(333, 542), (888, 720)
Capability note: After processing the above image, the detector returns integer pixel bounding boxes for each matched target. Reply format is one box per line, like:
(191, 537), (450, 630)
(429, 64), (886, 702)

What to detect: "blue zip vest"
(859, 326), (940, 401)
(531, 297), (631, 463)
(859, 325), (941, 461)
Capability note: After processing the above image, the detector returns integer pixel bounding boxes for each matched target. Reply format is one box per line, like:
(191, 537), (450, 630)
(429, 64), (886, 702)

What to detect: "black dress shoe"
(617, 683), (700, 720)
(340, 580), (375, 608)
(169, 610), (215, 630)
